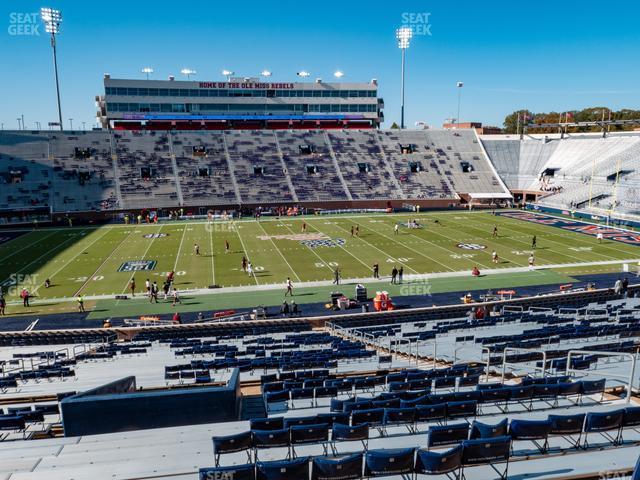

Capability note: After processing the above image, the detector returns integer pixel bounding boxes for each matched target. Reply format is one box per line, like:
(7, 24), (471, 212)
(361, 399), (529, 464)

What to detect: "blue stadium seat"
(330, 423), (368, 455)
(461, 436), (511, 480)
(363, 448), (415, 477)
(256, 457), (309, 480)
(311, 453), (363, 480)
(428, 423), (469, 448)
(470, 418), (508, 439)
(509, 419), (552, 453)
(212, 431), (253, 466)
(415, 444), (463, 477)
(548, 413), (585, 449)
(583, 410), (624, 448)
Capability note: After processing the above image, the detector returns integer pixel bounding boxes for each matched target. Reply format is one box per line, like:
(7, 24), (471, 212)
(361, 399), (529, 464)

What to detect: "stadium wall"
(60, 369), (241, 436)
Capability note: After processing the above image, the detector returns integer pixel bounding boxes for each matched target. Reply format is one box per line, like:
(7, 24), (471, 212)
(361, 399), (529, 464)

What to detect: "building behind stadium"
(96, 75), (383, 130)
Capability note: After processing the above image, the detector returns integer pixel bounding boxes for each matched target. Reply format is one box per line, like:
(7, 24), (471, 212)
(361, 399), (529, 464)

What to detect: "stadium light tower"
(222, 70), (234, 81)
(40, 7), (63, 131)
(141, 67), (154, 80)
(180, 68), (196, 79)
(456, 82), (464, 127)
(334, 70), (344, 79)
(297, 71), (310, 78)
(396, 26), (413, 129)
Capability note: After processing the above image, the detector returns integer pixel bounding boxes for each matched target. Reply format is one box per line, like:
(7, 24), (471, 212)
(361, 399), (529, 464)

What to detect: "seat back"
(290, 424), (329, 445)
(470, 418), (508, 439)
(331, 422), (369, 442)
(584, 410), (624, 433)
(213, 431), (253, 455)
(256, 457), (309, 480)
(548, 413), (585, 435)
(415, 445), (463, 475)
(428, 423), (469, 448)
(415, 403), (446, 422)
(509, 419), (552, 440)
(251, 417), (284, 431)
(252, 428), (290, 448)
(383, 407), (416, 425)
(311, 453), (363, 480)
(351, 408), (384, 426)
(363, 448), (415, 477)
(461, 436), (511, 466)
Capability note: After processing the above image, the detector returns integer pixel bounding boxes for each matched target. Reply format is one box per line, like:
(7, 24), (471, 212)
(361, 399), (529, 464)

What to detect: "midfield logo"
(118, 260), (157, 272)
(300, 238), (346, 249)
(457, 243), (487, 250)
(142, 233), (168, 239)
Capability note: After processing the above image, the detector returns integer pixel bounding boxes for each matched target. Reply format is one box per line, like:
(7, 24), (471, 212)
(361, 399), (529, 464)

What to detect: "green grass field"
(1, 210), (638, 310)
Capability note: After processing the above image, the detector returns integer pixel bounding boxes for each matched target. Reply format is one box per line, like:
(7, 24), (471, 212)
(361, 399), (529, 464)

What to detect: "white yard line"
(278, 222), (335, 277)
(348, 217), (454, 272)
(234, 223), (260, 286)
(119, 225), (164, 295)
(73, 229), (136, 297)
(254, 221), (301, 282)
(322, 219), (422, 274)
(305, 221), (376, 272)
(208, 224), (216, 285)
(9, 257), (639, 306)
(0, 230), (58, 262)
(0, 229), (89, 286)
(172, 225), (188, 273)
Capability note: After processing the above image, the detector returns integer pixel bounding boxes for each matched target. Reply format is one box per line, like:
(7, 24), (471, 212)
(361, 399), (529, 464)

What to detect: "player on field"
(77, 295), (85, 312)
(145, 279), (151, 297)
(225, 240), (230, 254)
(531, 235), (537, 249)
(241, 256), (248, 272)
(129, 278), (136, 297)
(247, 262), (254, 277)
(350, 226), (354, 237)
(194, 243), (200, 255)
(492, 251), (499, 264)
(492, 225), (498, 238)
(398, 266), (404, 284)
(0, 292), (5, 316)
(391, 266), (398, 284)
(528, 254), (535, 269)
(301, 222), (307, 233)
(373, 262), (379, 279)
(285, 277), (293, 296)
(394, 224), (399, 235)
(333, 268), (341, 285)
(172, 288), (181, 306)
(355, 226), (359, 237)
(597, 232), (604, 243)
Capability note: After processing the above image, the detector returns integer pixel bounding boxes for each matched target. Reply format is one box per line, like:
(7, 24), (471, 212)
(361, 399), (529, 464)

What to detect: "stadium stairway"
(323, 131), (353, 201)
(240, 394), (267, 421)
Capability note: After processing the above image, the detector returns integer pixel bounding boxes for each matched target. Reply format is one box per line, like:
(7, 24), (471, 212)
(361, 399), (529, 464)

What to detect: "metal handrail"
(501, 347), (548, 383)
(565, 349), (637, 404)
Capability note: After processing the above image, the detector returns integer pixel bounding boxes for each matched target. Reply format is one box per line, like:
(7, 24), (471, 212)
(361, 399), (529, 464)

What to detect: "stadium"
(3, 3), (640, 480)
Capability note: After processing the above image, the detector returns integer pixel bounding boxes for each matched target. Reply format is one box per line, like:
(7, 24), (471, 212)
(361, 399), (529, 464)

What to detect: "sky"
(0, 0), (639, 130)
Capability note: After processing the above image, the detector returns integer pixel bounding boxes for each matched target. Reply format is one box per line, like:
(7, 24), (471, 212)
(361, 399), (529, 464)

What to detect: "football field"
(1, 210), (639, 304)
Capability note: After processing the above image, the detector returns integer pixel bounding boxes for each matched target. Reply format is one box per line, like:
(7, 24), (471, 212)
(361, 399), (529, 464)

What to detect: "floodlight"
(334, 70), (344, 78)
(141, 67), (154, 79)
(180, 68), (196, 79)
(261, 70), (272, 77)
(40, 7), (63, 131)
(297, 71), (310, 78)
(396, 26), (413, 49)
